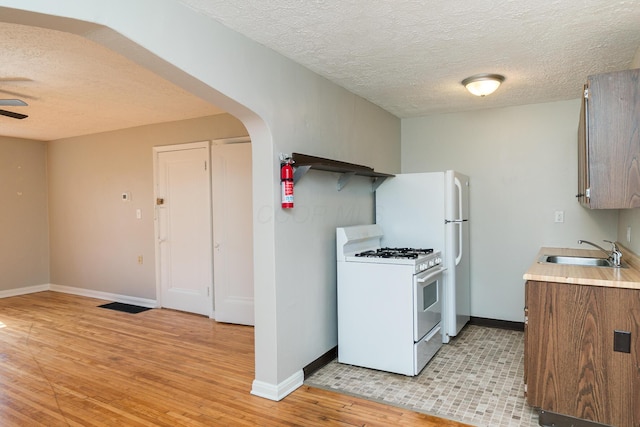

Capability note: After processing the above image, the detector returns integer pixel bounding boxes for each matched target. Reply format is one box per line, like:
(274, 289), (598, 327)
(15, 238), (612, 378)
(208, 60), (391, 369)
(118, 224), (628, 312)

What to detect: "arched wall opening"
(0, 4), (280, 398)
(0, 1), (401, 402)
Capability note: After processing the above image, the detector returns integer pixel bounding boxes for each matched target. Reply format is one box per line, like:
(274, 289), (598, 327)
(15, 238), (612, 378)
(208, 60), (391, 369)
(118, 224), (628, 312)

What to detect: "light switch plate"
(554, 211), (564, 223)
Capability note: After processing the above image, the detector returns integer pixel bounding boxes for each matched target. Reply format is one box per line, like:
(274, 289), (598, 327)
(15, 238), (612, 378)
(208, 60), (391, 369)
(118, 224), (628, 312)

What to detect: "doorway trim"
(211, 136), (251, 145)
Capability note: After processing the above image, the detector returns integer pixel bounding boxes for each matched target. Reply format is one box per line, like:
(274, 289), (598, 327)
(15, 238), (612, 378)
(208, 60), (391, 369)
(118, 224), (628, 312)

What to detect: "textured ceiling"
(179, 0), (640, 117)
(0, 22), (224, 141)
(1, 0), (640, 141)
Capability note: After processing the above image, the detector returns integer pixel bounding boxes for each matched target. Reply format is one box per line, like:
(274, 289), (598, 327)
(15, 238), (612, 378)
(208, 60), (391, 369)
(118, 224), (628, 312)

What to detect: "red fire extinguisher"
(281, 159), (294, 209)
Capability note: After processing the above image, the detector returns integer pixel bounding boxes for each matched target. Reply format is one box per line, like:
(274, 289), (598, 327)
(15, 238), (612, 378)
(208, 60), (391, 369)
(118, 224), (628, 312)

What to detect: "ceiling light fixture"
(461, 73), (505, 97)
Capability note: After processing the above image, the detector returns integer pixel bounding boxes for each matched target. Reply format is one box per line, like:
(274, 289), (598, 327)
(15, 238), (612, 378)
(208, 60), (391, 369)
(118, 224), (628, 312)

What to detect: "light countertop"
(523, 245), (640, 290)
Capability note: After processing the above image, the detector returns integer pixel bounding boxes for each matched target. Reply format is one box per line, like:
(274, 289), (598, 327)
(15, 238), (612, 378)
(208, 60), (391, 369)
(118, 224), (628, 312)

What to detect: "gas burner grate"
(355, 247), (434, 259)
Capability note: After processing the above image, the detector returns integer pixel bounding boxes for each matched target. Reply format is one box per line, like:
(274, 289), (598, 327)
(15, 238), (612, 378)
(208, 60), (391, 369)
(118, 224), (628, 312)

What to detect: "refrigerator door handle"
(454, 175), (464, 266)
(455, 222), (462, 265)
(454, 176), (463, 219)
(445, 219), (466, 265)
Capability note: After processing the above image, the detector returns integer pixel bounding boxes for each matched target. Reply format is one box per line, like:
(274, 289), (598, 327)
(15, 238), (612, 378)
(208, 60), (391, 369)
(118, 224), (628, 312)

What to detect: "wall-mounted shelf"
(290, 153), (394, 191)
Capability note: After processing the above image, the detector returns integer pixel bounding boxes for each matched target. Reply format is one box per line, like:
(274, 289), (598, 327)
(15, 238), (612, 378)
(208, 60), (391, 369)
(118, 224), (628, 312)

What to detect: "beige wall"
(632, 47), (640, 68)
(0, 136), (49, 291)
(402, 100), (618, 322)
(48, 114), (247, 299)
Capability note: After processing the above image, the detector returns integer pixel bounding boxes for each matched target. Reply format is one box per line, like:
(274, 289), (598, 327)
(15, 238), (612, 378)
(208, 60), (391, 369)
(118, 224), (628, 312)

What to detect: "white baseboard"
(0, 283), (156, 308)
(250, 370), (304, 401)
(0, 284), (50, 299)
(49, 284), (157, 307)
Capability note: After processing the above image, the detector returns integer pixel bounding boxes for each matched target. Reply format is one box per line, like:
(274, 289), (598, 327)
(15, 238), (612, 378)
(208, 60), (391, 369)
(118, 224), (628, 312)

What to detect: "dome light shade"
(462, 74), (505, 96)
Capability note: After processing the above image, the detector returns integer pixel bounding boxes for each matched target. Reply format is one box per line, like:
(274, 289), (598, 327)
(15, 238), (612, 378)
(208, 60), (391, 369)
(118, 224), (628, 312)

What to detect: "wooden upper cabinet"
(578, 68), (640, 209)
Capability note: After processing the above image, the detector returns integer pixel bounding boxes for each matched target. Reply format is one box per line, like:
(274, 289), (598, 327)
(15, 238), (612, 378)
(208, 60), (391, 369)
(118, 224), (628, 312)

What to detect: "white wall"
(617, 49), (640, 249)
(617, 212), (640, 253)
(0, 0), (401, 399)
(402, 100), (618, 321)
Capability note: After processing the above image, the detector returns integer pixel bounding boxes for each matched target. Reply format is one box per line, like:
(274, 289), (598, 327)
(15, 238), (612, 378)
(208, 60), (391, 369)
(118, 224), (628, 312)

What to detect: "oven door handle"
(416, 266), (446, 283)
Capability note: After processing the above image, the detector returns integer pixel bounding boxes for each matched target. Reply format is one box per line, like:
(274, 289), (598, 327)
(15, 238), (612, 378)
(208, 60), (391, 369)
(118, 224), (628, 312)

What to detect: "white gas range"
(336, 224), (444, 376)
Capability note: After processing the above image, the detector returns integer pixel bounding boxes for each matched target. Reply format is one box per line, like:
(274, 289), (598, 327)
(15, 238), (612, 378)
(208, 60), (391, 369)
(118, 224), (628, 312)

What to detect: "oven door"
(414, 266), (444, 342)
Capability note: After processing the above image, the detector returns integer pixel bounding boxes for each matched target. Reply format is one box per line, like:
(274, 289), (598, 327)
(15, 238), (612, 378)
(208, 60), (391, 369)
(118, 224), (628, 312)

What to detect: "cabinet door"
(585, 69), (640, 208)
(526, 280), (640, 427)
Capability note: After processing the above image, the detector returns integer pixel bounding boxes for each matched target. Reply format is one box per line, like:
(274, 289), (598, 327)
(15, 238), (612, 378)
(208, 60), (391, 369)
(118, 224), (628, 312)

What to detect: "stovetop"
(345, 247), (442, 273)
(336, 225), (441, 272)
(355, 247), (434, 260)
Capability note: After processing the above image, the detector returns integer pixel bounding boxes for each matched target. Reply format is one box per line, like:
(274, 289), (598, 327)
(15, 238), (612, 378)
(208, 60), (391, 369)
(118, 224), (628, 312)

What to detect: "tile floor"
(305, 325), (540, 427)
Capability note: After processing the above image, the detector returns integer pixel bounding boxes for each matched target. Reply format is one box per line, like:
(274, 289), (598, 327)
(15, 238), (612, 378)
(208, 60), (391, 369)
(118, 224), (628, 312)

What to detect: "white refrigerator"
(375, 171), (470, 343)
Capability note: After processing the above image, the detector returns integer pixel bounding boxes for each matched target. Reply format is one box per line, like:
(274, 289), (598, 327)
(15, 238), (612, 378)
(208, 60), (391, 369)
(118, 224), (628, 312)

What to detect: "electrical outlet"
(614, 330), (631, 353)
(137, 255), (143, 265)
(554, 210), (564, 223)
(627, 226), (632, 243)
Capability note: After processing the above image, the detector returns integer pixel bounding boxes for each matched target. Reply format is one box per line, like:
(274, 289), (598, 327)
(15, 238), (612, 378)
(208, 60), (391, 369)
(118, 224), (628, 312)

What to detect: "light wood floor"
(0, 292), (471, 426)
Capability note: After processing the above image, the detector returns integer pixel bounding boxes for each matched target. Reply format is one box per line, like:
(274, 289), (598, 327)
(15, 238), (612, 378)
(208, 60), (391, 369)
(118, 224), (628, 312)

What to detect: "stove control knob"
(428, 260), (435, 267)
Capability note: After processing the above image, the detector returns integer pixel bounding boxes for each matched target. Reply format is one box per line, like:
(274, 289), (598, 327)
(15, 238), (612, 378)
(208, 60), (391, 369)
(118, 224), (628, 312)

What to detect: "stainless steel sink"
(538, 255), (623, 268)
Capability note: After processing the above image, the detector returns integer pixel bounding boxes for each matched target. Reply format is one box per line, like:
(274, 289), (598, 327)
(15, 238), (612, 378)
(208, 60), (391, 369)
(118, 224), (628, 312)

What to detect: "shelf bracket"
(293, 165), (311, 184)
(337, 172), (356, 191)
(372, 176), (390, 191)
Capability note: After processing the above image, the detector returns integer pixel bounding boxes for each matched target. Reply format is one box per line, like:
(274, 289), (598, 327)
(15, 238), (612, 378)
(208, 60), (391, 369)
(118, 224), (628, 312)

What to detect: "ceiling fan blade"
(0, 109), (28, 119)
(0, 77), (33, 82)
(0, 99), (27, 106)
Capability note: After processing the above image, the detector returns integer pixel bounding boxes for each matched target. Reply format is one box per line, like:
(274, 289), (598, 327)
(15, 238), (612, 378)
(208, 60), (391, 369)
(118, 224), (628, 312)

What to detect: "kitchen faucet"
(578, 239), (623, 267)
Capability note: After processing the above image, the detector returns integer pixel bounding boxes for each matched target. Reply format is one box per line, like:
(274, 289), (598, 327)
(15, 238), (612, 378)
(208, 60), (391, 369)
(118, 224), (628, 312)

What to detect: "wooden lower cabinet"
(525, 280), (640, 427)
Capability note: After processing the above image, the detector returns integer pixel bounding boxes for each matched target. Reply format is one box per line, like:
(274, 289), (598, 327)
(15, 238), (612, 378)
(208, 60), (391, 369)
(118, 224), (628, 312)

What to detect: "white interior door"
(154, 142), (212, 317)
(212, 140), (254, 325)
